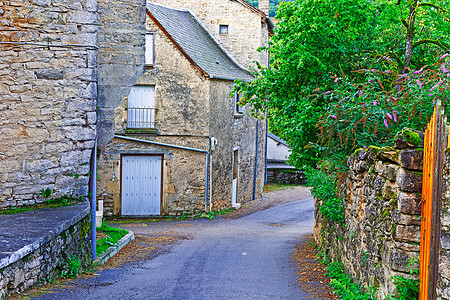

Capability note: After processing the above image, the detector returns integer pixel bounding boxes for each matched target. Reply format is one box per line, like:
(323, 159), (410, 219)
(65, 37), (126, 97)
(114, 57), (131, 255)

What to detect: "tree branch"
(413, 39), (450, 50)
(419, 3), (450, 14)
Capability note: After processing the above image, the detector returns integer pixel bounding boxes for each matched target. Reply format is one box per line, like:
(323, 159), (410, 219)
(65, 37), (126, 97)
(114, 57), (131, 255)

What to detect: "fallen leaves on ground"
(97, 234), (188, 270)
(291, 235), (338, 299)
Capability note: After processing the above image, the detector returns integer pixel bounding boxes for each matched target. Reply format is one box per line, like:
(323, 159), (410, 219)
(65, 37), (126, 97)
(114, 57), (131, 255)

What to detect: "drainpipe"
(253, 117), (260, 200)
(264, 108), (269, 184)
(114, 135), (210, 211)
(90, 139), (97, 260)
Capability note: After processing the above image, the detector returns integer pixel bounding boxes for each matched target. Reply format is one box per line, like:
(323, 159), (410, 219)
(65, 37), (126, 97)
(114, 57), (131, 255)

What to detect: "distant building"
(266, 133), (305, 185)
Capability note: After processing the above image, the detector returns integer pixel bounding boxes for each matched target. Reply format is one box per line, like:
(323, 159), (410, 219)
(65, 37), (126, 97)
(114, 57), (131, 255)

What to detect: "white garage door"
(121, 155), (162, 216)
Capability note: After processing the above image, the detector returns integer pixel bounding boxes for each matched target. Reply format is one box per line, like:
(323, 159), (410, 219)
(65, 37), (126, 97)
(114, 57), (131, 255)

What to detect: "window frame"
(219, 24), (229, 35)
(127, 85), (156, 129)
(234, 90), (244, 115)
(145, 32), (155, 67)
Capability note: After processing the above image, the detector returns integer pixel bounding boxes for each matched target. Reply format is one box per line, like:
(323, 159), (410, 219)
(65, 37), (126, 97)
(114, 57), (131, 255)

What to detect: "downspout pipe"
(114, 135), (210, 211)
(90, 139), (97, 260)
(264, 109), (269, 184)
(253, 117), (260, 200)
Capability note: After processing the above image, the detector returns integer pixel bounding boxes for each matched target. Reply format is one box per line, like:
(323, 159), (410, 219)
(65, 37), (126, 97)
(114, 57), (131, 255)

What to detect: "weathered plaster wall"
(97, 137), (208, 216)
(96, 0), (146, 146)
(315, 129), (424, 298)
(209, 80), (266, 210)
(98, 11), (266, 215)
(267, 137), (290, 162)
(97, 14), (211, 216)
(149, 0), (269, 69)
(0, 0), (97, 209)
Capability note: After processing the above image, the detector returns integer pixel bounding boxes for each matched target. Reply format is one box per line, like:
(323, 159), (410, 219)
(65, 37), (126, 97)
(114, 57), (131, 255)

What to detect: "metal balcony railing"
(127, 107), (156, 129)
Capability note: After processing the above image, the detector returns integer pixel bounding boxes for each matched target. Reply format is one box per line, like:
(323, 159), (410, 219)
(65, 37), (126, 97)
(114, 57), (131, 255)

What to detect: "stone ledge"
(0, 202), (90, 270)
(93, 231), (135, 266)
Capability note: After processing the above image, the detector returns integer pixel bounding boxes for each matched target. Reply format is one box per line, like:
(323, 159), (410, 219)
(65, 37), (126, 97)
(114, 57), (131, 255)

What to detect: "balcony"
(126, 107), (157, 134)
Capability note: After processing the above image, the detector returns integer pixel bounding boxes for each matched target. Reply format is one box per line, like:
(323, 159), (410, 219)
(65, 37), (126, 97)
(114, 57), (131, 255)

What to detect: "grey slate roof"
(268, 132), (290, 147)
(147, 2), (254, 82)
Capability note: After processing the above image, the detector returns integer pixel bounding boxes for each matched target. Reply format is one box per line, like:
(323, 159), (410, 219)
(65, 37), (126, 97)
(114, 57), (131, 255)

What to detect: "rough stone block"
(396, 168), (422, 193)
(389, 248), (417, 273)
(394, 128), (424, 149)
(378, 147), (400, 164)
(397, 191), (421, 215)
(35, 69), (64, 80)
(399, 149), (423, 171)
(381, 181), (398, 199)
(393, 211), (421, 226)
(440, 255), (450, 280)
(394, 225), (420, 243)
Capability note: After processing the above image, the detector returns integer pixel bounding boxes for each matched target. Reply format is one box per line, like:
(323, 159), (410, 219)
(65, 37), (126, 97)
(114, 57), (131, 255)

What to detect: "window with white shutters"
(127, 86), (156, 128)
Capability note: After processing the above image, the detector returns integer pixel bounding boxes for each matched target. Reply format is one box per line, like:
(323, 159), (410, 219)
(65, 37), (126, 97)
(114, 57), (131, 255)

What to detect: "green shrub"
(305, 168), (345, 223)
(327, 262), (376, 300)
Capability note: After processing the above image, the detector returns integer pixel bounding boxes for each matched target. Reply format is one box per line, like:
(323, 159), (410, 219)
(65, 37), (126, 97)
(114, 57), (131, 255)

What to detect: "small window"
(145, 32), (155, 66)
(234, 90), (244, 114)
(219, 25), (229, 35)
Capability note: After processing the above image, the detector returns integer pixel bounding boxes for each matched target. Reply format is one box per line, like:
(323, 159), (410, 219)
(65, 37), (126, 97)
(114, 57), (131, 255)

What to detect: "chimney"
(259, 0), (270, 17)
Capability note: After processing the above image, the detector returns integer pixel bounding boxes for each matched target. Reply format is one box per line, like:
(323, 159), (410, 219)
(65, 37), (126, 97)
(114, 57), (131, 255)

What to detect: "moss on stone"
(353, 148), (364, 155)
(402, 128), (422, 147)
(368, 145), (381, 155)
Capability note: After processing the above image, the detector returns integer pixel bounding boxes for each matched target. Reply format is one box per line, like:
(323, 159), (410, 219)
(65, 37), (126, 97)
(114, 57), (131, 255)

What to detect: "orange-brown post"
(419, 107), (435, 299)
(419, 102), (446, 299)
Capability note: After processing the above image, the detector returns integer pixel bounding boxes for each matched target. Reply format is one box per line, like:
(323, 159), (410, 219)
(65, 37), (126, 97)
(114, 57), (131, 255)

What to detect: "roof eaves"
(268, 132), (290, 147)
(210, 74), (254, 82)
(146, 7), (210, 79)
(187, 9), (254, 78)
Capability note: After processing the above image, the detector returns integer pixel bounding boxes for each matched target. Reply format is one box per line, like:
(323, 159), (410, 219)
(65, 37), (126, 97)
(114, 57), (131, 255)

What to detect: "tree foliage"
(235, 0), (450, 168)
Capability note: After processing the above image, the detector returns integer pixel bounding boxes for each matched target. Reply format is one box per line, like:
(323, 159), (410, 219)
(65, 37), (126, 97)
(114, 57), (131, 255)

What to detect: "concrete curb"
(93, 231), (135, 266)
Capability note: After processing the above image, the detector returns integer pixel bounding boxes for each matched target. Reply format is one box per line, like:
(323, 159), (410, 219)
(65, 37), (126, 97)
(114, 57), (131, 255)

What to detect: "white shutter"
(145, 33), (154, 66)
(127, 86), (155, 128)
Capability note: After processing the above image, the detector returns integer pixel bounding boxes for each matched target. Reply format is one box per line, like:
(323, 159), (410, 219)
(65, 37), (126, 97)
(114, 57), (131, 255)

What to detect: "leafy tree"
(235, 0), (449, 168)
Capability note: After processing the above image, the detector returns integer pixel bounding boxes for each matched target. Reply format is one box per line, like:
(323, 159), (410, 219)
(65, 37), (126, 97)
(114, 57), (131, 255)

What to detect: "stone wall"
(97, 137), (208, 216)
(96, 0), (146, 146)
(315, 129), (424, 298)
(209, 79), (266, 210)
(0, 204), (92, 299)
(438, 151), (450, 299)
(267, 169), (305, 185)
(0, 0), (97, 209)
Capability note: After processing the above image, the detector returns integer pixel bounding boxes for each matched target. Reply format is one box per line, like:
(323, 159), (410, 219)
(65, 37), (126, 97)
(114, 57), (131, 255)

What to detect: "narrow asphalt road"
(33, 188), (314, 300)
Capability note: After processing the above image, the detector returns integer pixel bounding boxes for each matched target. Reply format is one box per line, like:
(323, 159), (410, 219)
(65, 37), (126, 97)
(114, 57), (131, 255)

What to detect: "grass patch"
(0, 195), (84, 215)
(96, 223), (129, 256)
(263, 183), (299, 193)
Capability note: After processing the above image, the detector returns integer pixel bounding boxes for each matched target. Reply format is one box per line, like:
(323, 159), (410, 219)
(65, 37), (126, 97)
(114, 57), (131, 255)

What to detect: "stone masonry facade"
(0, 0), (98, 209)
(96, 0), (146, 146)
(150, 0), (270, 69)
(315, 128), (424, 298)
(97, 1), (269, 216)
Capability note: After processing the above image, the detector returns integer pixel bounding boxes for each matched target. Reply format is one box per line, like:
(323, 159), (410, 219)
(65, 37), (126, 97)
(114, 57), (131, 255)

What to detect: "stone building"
(96, 1), (272, 216)
(266, 133), (305, 185)
(0, 0), (99, 209)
